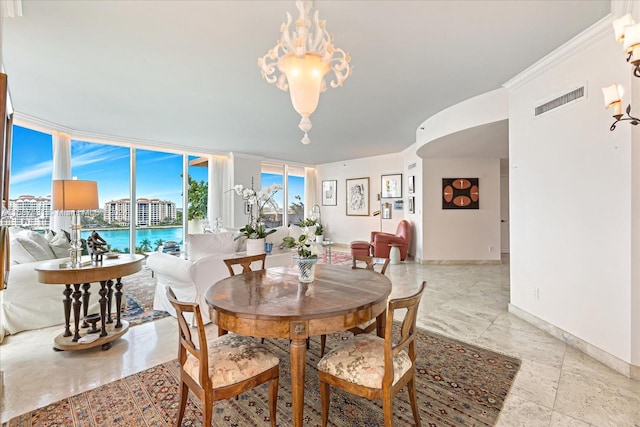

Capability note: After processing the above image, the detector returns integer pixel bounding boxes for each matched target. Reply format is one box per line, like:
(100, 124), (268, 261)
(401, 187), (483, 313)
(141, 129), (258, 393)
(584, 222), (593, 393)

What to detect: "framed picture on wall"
(442, 178), (479, 209)
(381, 174), (402, 198)
(346, 177), (369, 216)
(382, 202), (392, 219)
(322, 180), (337, 206)
(408, 175), (415, 194)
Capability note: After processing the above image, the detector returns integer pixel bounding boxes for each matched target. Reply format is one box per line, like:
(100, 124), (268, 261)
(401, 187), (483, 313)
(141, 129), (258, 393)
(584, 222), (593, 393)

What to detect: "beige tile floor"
(1, 255), (639, 426)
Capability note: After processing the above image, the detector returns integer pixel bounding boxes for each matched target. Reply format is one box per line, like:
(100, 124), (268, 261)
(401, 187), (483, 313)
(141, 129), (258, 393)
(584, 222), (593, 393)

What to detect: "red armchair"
(370, 220), (411, 260)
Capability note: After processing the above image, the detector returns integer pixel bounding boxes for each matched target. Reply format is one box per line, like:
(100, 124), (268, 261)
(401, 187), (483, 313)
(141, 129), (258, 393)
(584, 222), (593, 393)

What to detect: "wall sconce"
(603, 13), (640, 131)
(602, 83), (639, 130)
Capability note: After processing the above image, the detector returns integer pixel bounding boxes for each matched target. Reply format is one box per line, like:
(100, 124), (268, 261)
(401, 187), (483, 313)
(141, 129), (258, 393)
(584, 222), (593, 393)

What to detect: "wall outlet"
(488, 245), (494, 252)
(533, 288), (540, 300)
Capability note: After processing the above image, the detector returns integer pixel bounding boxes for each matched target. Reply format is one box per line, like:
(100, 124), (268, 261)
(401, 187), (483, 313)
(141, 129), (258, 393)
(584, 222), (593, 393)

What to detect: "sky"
(9, 125), (303, 209)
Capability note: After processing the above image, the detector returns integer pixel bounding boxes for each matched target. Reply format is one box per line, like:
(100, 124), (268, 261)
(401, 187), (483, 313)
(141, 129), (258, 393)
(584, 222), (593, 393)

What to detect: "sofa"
(1, 227), (101, 337)
(146, 225), (310, 324)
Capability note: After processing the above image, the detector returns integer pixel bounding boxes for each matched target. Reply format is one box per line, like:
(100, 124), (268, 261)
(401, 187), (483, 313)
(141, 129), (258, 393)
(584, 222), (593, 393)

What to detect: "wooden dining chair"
(317, 281), (426, 427)
(352, 254), (390, 275)
(165, 286), (280, 427)
(223, 253), (267, 276)
(319, 255), (391, 356)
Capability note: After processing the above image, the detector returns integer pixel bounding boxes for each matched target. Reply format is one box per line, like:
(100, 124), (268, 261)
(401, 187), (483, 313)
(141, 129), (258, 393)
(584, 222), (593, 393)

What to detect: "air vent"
(535, 85), (585, 117)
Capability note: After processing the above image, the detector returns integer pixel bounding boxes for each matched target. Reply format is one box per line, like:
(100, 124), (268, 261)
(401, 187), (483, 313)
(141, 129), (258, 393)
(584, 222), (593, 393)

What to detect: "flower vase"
(246, 238), (266, 255)
(295, 257), (318, 283)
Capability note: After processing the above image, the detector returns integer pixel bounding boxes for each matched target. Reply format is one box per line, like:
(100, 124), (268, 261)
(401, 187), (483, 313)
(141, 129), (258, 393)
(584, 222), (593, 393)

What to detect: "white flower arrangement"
(232, 179), (282, 239)
(282, 234), (319, 259)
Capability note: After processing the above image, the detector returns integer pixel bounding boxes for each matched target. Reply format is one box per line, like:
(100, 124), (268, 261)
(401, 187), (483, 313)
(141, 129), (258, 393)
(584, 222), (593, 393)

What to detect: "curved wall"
(416, 88), (508, 148)
(415, 88), (507, 262)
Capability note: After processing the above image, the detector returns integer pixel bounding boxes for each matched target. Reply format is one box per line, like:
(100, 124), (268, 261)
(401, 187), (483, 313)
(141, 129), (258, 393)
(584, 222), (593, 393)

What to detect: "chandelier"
(258, 0), (352, 145)
(603, 13), (640, 130)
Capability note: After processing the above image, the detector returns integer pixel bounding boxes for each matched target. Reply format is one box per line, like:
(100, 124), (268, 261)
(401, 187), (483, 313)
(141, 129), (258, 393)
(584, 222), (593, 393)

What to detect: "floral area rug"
(3, 326), (520, 426)
(317, 249), (352, 265)
(122, 266), (169, 326)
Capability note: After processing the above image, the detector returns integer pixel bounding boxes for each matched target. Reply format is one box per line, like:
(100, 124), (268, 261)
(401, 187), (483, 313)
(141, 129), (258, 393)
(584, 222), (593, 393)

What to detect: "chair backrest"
(395, 220), (411, 245)
(352, 254), (390, 275)
(223, 253), (267, 276)
(166, 286), (211, 389)
(383, 281), (426, 387)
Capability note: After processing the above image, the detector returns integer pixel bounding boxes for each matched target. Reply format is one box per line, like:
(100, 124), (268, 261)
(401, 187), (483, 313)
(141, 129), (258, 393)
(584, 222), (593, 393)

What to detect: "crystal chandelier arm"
(329, 47), (351, 88)
(281, 12), (294, 50)
(309, 11), (325, 52)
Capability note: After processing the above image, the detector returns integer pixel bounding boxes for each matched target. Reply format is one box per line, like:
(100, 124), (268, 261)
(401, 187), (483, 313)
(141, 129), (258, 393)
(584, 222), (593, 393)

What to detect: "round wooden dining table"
(205, 264), (392, 427)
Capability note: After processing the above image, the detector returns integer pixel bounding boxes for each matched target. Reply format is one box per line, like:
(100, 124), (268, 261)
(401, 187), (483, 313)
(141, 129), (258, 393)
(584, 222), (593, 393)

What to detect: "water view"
(81, 227), (183, 252)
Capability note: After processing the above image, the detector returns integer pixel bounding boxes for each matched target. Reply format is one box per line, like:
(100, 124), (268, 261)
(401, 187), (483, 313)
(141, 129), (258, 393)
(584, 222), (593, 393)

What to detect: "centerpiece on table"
(233, 179), (281, 255)
(282, 233), (320, 283)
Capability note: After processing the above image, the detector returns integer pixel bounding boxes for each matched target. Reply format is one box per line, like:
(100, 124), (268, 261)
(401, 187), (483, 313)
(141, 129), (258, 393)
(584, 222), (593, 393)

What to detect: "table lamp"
(52, 179), (99, 268)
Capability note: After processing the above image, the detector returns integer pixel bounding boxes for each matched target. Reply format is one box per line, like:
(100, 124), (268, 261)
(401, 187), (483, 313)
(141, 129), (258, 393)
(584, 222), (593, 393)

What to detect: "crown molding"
(504, 14), (614, 90)
(13, 112), (229, 157)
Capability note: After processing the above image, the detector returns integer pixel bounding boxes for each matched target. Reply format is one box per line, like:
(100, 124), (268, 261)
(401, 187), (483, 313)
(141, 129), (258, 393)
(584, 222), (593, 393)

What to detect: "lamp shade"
(52, 180), (99, 211)
(602, 84), (624, 108)
(613, 13), (635, 43)
(623, 23), (640, 53)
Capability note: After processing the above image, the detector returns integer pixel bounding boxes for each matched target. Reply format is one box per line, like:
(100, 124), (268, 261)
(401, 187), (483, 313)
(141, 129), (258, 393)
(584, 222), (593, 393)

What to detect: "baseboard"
(420, 259), (502, 265)
(508, 304), (639, 381)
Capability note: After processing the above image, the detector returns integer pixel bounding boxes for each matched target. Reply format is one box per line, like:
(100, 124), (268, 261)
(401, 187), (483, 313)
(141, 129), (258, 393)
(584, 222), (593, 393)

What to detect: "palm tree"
(140, 238), (152, 252)
(154, 239), (164, 251)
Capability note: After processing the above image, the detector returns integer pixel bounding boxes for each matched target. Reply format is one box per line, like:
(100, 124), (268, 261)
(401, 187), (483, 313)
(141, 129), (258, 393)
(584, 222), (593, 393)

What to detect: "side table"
(35, 254), (144, 351)
(388, 243), (402, 265)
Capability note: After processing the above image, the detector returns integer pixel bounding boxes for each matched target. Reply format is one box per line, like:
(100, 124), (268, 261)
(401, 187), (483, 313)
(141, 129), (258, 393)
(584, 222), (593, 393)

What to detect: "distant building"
(0, 195), (52, 228)
(103, 198), (176, 226)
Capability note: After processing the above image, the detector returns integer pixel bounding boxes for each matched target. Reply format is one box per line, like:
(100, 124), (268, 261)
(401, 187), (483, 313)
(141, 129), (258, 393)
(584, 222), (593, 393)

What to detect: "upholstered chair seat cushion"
(317, 335), (411, 389)
(183, 334), (280, 388)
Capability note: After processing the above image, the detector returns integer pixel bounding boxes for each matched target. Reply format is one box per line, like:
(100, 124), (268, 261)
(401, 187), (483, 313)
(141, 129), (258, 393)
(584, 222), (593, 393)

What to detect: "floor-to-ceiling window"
(261, 163), (285, 227)
(287, 165), (305, 226)
(260, 162), (305, 227)
(134, 149), (184, 253)
(6, 124), (209, 253)
(2, 126), (53, 228)
(71, 139), (131, 252)
(187, 155), (209, 232)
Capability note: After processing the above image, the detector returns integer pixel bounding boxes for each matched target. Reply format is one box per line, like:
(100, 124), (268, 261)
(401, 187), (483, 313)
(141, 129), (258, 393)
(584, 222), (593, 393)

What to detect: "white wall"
(402, 146), (423, 260)
(423, 158), (501, 262)
(508, 27), (637, 364)
(316, 153), (407, 246)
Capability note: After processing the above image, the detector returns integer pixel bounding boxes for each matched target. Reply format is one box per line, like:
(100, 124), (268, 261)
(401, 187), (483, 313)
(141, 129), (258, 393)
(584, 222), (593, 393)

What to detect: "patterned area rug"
(318, 249), (352, 265)
(3, 327), (520, 426)
(122, 267), (169, 326)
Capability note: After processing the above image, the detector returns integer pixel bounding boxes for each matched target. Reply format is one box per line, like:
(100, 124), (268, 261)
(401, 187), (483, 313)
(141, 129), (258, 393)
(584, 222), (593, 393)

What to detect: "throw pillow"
(187, 232), (237, 262)
(49, 232), (72, 258)
(24, 231), (56, 260)
(9, 235), (38, 264)
(11, 235), (55, 263)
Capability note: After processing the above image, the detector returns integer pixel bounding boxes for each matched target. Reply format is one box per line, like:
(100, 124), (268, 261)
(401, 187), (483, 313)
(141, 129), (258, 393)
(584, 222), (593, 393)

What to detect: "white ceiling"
(3, 1), (611, 164)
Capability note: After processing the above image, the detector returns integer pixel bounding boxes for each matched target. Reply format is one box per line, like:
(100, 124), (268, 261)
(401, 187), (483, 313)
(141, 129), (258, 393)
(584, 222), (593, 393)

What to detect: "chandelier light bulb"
(258, 0), (352, 145)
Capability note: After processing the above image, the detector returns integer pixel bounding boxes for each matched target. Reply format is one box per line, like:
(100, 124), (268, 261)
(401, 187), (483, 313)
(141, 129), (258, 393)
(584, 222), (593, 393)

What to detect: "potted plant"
(299, 218), (317, 235)
(187, 175), (208, 233)
(314, 223), (324, 243)
(282, 233), (319, 283)
(232, 179), (282, 255)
